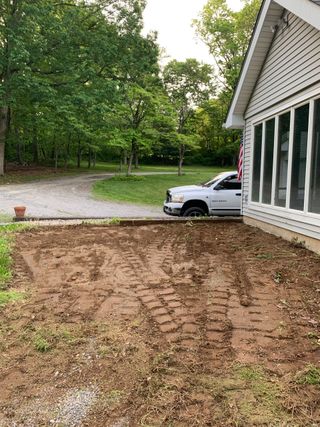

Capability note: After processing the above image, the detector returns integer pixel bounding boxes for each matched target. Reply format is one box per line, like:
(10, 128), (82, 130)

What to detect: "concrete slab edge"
(10, 216), (243, 227)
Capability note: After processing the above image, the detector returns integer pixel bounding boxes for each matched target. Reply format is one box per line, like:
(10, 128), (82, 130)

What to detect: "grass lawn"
(0, 224), (30, 305)
(92, 166), (232, 206)
(0, 213), (13, 224)
(0, 162), (234, 186)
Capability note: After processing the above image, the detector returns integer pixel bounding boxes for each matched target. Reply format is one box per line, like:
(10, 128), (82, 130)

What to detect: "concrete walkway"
(0, 173), (168, 218)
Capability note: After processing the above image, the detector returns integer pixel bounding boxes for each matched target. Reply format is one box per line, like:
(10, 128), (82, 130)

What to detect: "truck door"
(209, 175), (241, 213)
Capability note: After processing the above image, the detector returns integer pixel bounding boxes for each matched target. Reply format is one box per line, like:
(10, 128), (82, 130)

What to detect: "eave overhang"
(225, 0), (320, 129)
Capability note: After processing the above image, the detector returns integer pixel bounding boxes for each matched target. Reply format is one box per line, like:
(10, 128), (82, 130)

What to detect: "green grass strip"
(0, 224), (34, 306)
(0, 290), (24, 306)
(92, 168), (229, 206)
(0, 233), (13, 289)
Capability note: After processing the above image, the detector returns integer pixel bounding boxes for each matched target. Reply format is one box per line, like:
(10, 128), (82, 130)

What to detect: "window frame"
(249, 95), (320, 219)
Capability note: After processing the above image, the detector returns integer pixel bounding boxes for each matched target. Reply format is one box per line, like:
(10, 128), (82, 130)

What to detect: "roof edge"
(225, 0), (272, 129)
(276, 0), (320, 31)
(226, 0), (320, 129)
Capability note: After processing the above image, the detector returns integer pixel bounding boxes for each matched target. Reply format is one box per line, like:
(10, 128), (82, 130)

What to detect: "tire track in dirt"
(12, 253), (34, 287)
(2, 224), (320, 427)
(227, 260), (296, 368)
(200, 261), (235, 371)
(116, 232), (182, 340)
(12, 225), (319, 374)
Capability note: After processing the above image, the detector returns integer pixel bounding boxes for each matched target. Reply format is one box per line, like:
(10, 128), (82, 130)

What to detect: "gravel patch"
(111, 417), (130, 427)
(51, 388), (98, 427)
(0, 173), (165, 218)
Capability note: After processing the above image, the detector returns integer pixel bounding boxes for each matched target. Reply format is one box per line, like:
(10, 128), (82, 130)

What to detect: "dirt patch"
(0, 164), (86, 186)
(0, 223), (320, 426)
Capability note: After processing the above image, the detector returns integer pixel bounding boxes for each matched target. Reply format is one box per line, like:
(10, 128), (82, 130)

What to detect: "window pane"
(290, 104), (309, 211)
(309, 99), (320, 213)
(262, 119), (275, 204)
(252, 124), (262, 202)
(221, 178), (241, 190)
(275, 112), (290, 207)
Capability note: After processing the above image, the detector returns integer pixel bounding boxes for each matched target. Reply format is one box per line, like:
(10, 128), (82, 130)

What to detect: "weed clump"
(34, 336), (51, 353)
(295, 365), (320, 385)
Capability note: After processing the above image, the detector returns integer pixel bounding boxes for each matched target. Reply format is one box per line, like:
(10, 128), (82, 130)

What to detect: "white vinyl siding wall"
(242, 12), (320, 240)
(246, 12), (320, 119)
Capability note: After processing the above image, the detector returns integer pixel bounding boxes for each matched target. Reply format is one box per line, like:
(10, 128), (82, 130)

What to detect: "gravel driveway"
(0, 173), (165, 218)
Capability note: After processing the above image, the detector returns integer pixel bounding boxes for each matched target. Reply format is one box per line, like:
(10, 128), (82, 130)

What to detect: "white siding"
(232, 1), (283, 116)
(245, 12), (320, 119)
(242, 7), (320, 240)
(242, 119), (252, 213)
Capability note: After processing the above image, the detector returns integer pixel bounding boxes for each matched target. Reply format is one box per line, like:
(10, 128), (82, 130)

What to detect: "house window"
(252, 123), (262, 202)
(262, 118), (275, 204)
(275, 112), (290, 207)
(290, 104), (309, 211)
(309, 99), (320, 214)
(251, 96), (320, 217)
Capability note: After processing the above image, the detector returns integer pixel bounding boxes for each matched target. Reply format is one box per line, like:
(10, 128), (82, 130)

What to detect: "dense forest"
(0, 0), (260, 176)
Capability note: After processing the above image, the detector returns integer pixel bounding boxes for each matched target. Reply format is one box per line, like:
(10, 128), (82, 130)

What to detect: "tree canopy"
(0, 0), (160, 174)
(163, 59), (216, 175)
(194, 0), (261, 93)
(0, 0), (261, 176)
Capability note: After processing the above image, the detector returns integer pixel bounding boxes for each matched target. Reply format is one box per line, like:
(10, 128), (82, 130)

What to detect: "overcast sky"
(143, 0), (242, 65)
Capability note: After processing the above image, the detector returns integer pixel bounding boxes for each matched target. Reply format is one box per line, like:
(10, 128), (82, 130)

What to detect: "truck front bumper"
(163, 202), (183, 216)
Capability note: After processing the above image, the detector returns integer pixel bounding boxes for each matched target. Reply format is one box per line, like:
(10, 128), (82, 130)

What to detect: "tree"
(163, 59), (215, 175)
(193, 98), (239, 166)
(190, 0), (261, 167)
(194, 0), (261, 93)
(108, 80), (175, 176)
(0, 0), (159, 175)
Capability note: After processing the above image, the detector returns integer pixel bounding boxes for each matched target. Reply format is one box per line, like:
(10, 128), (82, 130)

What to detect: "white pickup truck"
(163, 171), (241, 217)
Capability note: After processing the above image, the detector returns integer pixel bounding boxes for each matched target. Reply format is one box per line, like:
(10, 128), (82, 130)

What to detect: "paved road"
(0, 173), (166, 218)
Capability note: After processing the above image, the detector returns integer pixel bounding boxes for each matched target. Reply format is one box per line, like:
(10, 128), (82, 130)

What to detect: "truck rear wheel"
(182, 206), (206, 217)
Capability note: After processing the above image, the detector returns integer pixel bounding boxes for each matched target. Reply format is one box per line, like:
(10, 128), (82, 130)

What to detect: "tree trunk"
(64, 133), (71, 168)
(178, 143), (185, 176)
(15, 126), (23, 165)
(32, 121), (39, 164)
(16, 139), (23, 165)
(54, 137), (58, 173)
(127, 139), (136, 176)
(40, 145), (46, 161)
(54, 150), (58, 172)
(0, 143), (4, 176)
(93, 152), (96, 168)
(127, 151), (134, 176)
(123, 150), (127, 166)
(77, 137), (81, 168)
(87, 147), (92, 168)
(134, 150), (139, 169)
(0, 107), (8, 176)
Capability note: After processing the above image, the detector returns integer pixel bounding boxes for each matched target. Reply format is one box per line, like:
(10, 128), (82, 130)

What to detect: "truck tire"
(182, 206), (206, 217)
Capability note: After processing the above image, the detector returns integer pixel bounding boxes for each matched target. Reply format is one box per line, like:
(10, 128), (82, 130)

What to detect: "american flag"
(237, 133), (244, 182)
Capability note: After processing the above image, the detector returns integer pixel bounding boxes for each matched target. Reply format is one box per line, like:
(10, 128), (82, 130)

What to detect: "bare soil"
(0, 223), (320, 426)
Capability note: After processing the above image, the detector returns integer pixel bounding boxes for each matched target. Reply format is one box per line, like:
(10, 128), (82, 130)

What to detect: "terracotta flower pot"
(14, 206), (26, 218)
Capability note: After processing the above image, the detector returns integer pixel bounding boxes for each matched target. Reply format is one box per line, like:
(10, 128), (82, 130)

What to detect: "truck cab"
(163, 171), (241, 217)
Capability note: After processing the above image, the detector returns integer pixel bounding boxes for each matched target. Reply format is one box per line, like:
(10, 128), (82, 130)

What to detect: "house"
(225, 0), (320, 253)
